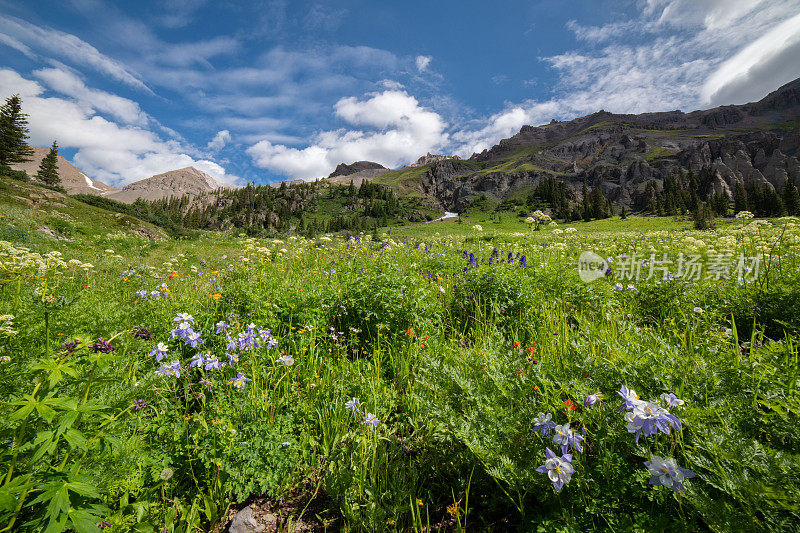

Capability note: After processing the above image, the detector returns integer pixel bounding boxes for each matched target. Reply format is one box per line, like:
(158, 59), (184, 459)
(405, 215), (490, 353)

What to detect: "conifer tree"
(782, 179), (800, 216)
(0, 94), (34, 166)
(36, 141), (60, 186)
(733, 181), (748, 213)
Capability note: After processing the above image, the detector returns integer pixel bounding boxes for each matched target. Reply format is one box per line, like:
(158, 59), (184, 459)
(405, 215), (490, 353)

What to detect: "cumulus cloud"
(415, 55), (432, 72)
(0, 69), (237, 186)
(207, 129), (231, 151)
(247, 90), (447, 179)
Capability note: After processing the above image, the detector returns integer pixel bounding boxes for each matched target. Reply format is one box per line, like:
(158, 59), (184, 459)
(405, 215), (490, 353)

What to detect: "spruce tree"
(733, 181), (748, 213)
(36, 141), (60, 186)
(782, 179), (800, 216)
(0, 94), (35, 166)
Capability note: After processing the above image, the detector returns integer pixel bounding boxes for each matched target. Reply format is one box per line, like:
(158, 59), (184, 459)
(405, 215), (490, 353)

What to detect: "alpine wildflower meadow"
(1, 215), (800, 531)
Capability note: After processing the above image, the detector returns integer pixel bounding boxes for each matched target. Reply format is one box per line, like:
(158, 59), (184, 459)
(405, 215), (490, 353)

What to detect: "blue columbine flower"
(533, 412), (557, 436)
(226, 352), (240, 365)
(345, 397), (362, 415)
(229, 372), (251, 389)
(204, 356), (221, 370)
(584, 392), (604, 407)
(617, 385), (642, 410)
(136, 290), (147, 299)
(363, 413), (380, 428)
(173, 312), (194, 324)
(157, 360), (181, 378)
(660, 392), (685, 407)
(149, 342), (168, 361)
(625, 401), (682, 443)
(170, 321), (194, 340)
(612, 283), (623, 291)
(215, 321), (229, 334)
(185, 331), (203, 348)
(536, 447), (574, 492)
(644, 456), (696, 494)
(189, 354), (204, 368)
(552, 422), (584, 454)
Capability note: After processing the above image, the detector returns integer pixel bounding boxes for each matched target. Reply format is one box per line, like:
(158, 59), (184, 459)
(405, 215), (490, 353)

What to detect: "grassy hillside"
(0, 175), (167, 244)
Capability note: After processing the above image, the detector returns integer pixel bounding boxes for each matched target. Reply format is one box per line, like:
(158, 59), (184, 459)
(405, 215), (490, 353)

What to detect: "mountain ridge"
(376, 76), (800, 212)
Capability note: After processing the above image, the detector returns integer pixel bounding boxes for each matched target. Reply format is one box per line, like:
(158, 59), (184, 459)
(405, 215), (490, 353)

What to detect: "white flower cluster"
(0, 314), (16, 337)
(0, 241), (93, 276)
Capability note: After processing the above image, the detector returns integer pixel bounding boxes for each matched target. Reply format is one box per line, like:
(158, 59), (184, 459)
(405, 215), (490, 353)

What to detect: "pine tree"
(782, 179), (800, 216)
(0, 94), (34, 166)
(733, 181), (748, 213)
(36, 141), (60, 186)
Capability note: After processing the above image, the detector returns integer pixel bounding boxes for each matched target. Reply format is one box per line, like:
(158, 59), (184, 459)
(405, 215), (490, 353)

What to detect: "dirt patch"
(218, 490), (340, 533)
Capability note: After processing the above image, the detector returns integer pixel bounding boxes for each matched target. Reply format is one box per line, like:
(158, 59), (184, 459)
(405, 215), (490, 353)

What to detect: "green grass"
(646, 146), (677, 161)
(2, 179), (800, 532)
(767, 119), (800, 132)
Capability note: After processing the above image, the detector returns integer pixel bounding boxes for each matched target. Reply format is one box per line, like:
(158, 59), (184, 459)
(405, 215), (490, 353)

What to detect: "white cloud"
(0, 16), (152, 93)
(247, 90), (448, 179)
(415, 55), (432, 72)
(451, 0), (800, 156)
(0, 32), (36, 58)
(32, 67), (149, 125)
(701, 12), (800, 105)
(0, 68), (237, 186)
(207, 130), (231, 151)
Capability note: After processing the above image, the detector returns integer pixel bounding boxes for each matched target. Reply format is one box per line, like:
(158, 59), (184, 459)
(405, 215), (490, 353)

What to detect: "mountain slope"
(9, 146), (118, 196)
(105, 166), (233, 203)
(380, 77), (800, 212)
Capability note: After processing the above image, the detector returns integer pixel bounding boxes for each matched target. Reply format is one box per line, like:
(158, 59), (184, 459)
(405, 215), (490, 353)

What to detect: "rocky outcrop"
(105, 167), (233, 203)
(411, 152), (461, 167)
(327, 161), (386, 178)
(411, 77), (800, 211)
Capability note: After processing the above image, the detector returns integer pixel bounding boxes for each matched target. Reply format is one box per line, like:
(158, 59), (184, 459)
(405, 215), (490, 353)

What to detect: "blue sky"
(1, 0), (799, 187)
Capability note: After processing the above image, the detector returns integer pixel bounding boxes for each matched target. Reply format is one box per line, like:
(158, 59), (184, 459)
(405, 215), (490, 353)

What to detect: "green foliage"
(36, 142), (61, 187)
(0, 94), (34, 166)
(2, 211), (800, 531)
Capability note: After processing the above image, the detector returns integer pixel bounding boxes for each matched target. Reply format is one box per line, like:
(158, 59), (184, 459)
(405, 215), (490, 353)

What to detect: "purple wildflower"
(363, 413), (380, 428)
(215, 321), (229, 334)
(229, 372), (251, 388)
(536, 448), (574, 492)
(345, 397), (362, 415)
(90, 337), (115, 354)
(533, 412), (557, 436)
(133, 326), (151, 341)
(584, 392), (604, 407)
(552, 422), (584, 454)
(60, 339), (81, 353)
(625, 401), (682, 443)
(148, 342), (168, 361)
(644, 456), (696, 494)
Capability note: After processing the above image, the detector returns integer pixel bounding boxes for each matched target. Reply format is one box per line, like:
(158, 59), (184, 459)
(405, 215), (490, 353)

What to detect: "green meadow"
(1, 188), (799, 531)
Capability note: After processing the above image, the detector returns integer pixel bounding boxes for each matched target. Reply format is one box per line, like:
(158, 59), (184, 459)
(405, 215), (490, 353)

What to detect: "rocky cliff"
(402, 77), (800, 211)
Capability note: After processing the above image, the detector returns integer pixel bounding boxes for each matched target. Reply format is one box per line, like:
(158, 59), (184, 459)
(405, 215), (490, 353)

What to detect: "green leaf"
(63, 429), (88, 451)
(68, 508), (101, 533)
(66, 480), (99, 499)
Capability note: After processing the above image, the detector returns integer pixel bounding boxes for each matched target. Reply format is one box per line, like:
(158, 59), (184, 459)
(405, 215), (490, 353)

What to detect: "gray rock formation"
(105, 166), (233, 203)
